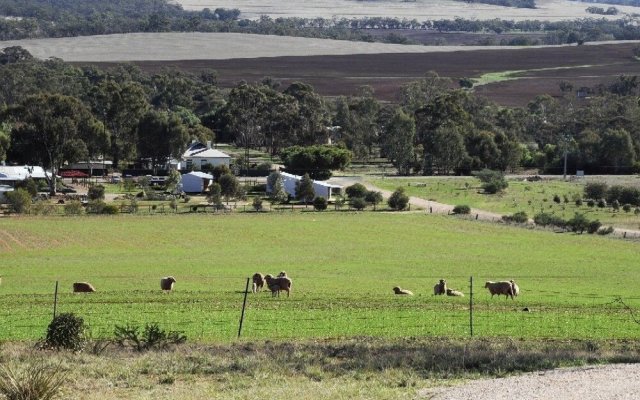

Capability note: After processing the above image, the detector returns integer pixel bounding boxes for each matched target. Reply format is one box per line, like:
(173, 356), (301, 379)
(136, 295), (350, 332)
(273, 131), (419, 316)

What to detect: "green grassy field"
(371, 176), (640, 230)
(1, 213), (638, 342)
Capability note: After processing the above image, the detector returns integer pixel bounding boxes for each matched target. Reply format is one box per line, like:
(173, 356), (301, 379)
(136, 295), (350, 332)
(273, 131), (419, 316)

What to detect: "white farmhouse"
(269, 172), (343, 201)
(180, 141), (231, 171)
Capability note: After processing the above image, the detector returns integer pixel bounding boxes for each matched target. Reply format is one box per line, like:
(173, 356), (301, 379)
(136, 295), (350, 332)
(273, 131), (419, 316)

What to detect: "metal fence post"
(53, 281), (59, 320)
(238, 278), (250, 339)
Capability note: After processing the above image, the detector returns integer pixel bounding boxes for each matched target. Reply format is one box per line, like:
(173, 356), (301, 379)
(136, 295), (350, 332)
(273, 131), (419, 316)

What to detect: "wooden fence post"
(237, 278), (250, 339)
(469, 276), (474, 337)
(53, 281), (59, 320)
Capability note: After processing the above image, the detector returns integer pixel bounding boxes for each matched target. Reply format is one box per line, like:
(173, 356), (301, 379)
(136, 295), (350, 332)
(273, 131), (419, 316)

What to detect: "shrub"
(534, 212), (565, 228)
(584, 182), (608, 200)
(101, 204), (119, 214)
(587, 220), (602, 234)
(620, 187), (640, 206)
(567, 213), (590, 234)
(86, 200), (106, 214)
(503, 211), (528, 224)
(597, 199), (607, 208)
(553, 194), (561, 203)
(45, 313), (86, 351)
(114, 323), (186, 352)
(313, 196), (328, 211)
(345, 183), (368, 199)
(87, 185), (105, 201)
(183, 195), (191, 203)
(606, 185), (623, 204)
(0, 362), (68, 400)
(612, 200), (620, 211)
(575, 198), (583, 207)
(364, 190), (383, 206)
(473, 169), (508, 194)
(586, 199), (595, 208)
(452, 205), (471, 215)
(387, 187), (409, 211)
(63, 200), (84, 215)
(350, 197), (367, 211)
(252, 197), (263, 211)
(334, 195), (346, 210)
(4, 189), (31, 214)
(31, 201), (56, 215)
(623, 203), (632, 213)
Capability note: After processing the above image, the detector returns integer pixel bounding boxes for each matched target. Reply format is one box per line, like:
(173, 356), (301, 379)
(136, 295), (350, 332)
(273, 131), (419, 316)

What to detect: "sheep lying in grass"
(484, 281), (515, 300)
(446, 288), (464, 297)
(252, 273), (265, 293)
(393, 286), (413, 295)
(264, 274), (292, 297)
(73, 282), (96, 293)
(160, 276), (176, 291)
(510, 280), (520, 297)
(433, 279), (447, 295)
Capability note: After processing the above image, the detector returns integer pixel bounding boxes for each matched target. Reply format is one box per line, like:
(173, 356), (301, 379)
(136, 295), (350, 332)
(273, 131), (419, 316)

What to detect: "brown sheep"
(484, 281), (515, 300)
(252, 273), (265, 293)
(160, 276), (176, 291)
(264, 274), (292, 297)
(73, 282), (96, 293)
(393, 286), (413, 295)
(446, 288), (464, 297)
(433, 279), (447, 295)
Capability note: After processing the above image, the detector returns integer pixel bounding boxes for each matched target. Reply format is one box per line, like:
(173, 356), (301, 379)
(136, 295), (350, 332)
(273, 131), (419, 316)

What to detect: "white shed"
(180, 141), (231, 171)
(272, 172), (343, 201)
(181, 171), (214, 193)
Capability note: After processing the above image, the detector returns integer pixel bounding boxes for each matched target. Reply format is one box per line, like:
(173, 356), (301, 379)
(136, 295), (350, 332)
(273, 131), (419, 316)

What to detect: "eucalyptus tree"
(136, 110), (189, 174)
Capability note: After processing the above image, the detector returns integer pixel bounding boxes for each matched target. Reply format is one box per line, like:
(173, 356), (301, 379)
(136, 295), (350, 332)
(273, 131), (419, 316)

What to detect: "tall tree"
(137, 110), (189, 173)
(226, 83), (268, 158)
(380, 108), (415, 175)
(6, 93), (103, 195)
(599, 128), (636, 173)
(295, 173), (315, 207)
(284, 82), (329, 145)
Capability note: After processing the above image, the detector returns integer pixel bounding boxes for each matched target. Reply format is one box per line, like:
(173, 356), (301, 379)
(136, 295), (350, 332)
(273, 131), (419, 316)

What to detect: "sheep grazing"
(252, 273), (265, 293)
(510, 280), (520, 297)
(160, 276), (176, 291)
(264, 274), (292, 297)
(433, 279), (447, 296)
(446, 288), (464, 297)
(73, 282), (96, 293)
(484, 281), (515, 300)
(393, 286), (413, 295)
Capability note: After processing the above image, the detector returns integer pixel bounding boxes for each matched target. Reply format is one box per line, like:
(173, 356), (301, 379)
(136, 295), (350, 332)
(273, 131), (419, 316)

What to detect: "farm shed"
(181, 171), (213, 194)
(272, 172), (343, 201)
(180, 141), (231, 171)
(0, 165), (50, 186)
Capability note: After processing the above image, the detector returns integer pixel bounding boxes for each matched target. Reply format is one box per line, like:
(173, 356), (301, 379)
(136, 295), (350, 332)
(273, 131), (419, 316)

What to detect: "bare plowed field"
(88, 41), (639, 106)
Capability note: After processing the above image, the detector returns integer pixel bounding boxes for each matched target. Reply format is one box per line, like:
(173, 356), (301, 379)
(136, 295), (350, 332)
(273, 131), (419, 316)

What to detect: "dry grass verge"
(0, 338), (638, 399)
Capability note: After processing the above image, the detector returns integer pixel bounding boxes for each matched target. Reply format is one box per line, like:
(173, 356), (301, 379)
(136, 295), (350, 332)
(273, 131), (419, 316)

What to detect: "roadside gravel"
(419, 363), (640, 400)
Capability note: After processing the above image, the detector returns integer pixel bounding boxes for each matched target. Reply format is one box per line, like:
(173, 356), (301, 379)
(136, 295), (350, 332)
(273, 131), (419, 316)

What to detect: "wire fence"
(1, 277), (638, 342)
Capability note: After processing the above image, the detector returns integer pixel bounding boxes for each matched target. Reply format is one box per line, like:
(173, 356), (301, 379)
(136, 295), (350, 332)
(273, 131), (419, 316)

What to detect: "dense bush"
(597, 199), (607, 208)
(364, 190), (383, 206)
(87, 185), (105, 201)
(345, 183), (368, 199)
(567, 213), (590, 234)
(252, 197), (263, 211)
(502, 211), (528, 223)
(452, 205), (471, 214)
(31, 200), (56, 215)
(45, 313), (86, 351)
(584, 182), (608, 200)
(387, 187), (409, 211)
(473, 169), (508, 194)
(533, 212), (566, 228)
(553, 194), (561, 204)
(350, 197), (367, 211)
(63, 200), (84, 215)
(587, 220), (602, 234)
(114, 323), (186, 352)
(4, 188), (31, 213)
(313, 196), (328, 211)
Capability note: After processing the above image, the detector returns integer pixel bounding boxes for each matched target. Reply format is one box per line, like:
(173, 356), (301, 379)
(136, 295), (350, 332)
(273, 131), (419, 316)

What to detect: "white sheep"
(433, 279), (447, 296)
(252, 273), (265, 293)
(510, 280), (520, 297)
(73, 282), (96, 293)
(264, 274), (292, 297)
(160, 276), (176, 291)
(446, 288), (464, 297)
(393, 286), (413, 295)
(484, 281), (515, 300)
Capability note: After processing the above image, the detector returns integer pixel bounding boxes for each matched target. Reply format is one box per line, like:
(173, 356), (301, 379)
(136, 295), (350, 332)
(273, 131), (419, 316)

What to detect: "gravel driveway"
(419, 363), (640, 400)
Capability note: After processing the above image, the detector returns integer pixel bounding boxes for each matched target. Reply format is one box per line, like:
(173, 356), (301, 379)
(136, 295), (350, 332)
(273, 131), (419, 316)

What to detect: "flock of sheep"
(393, 279), (520, 299)
(70, 275), (519, 300)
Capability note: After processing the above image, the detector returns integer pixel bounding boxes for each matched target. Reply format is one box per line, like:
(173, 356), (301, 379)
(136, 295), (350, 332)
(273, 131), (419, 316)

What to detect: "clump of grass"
(114, 323), (186, 352)
(0, 362), (68, 400)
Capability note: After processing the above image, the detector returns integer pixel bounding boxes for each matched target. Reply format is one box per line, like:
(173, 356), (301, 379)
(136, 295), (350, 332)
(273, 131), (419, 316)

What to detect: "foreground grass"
(1, 213), (639, 341)
(1, 338), (639, 399)
(371, 176), (640, 230)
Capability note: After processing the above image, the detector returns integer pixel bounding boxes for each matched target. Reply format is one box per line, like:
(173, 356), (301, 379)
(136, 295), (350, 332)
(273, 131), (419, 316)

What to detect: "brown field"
(90, 41), (640, 106)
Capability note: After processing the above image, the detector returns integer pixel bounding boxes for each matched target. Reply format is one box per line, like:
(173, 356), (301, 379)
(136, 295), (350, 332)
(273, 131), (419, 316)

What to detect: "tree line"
(1, 47), (640, 194)
(1, 0), (640, 45)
